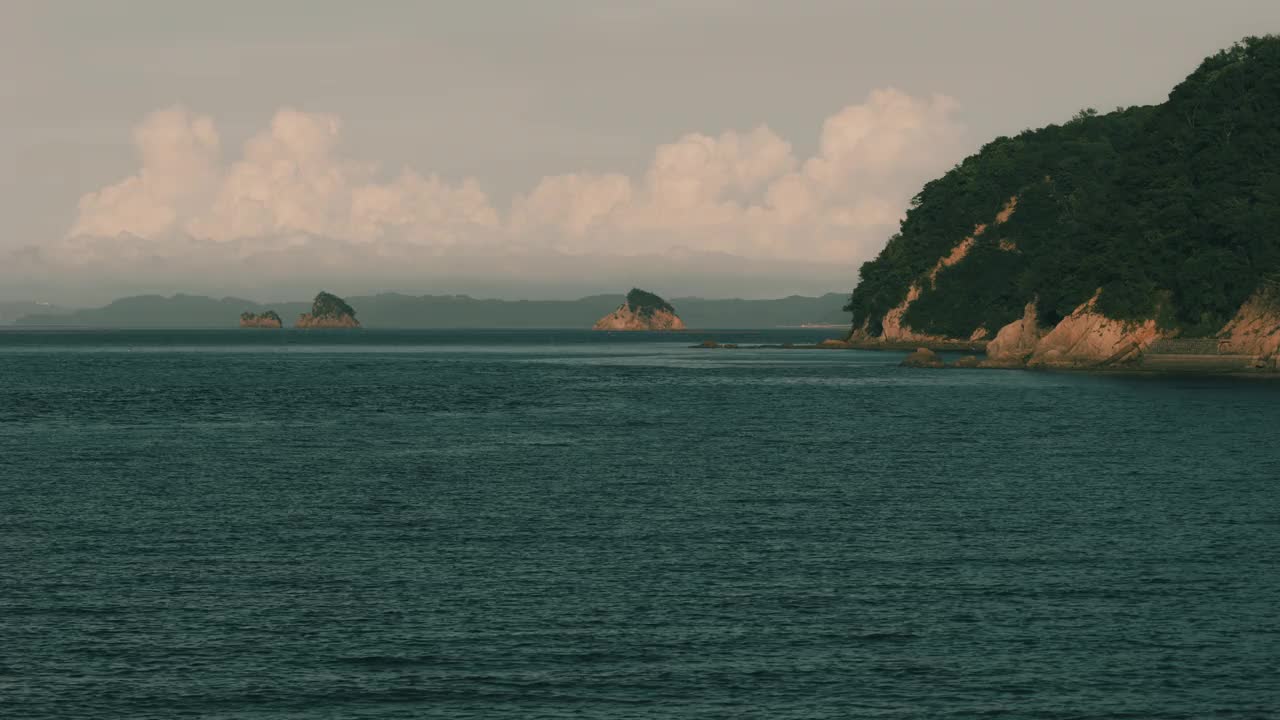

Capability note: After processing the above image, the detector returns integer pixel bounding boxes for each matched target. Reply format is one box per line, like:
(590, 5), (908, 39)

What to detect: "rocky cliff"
(593, 289), (686, 331)
(239, 310), (283, 328)
(1216, 294), (1280, 360)
(296, 291), (361, 329)
(1026, 293), (1161, 368)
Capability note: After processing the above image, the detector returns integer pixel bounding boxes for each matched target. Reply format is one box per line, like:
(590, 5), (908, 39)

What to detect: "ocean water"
(2, 329), (1279, 719)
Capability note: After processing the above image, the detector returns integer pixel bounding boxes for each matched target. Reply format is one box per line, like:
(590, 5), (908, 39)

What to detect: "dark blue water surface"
(3, 329), (1279, 719)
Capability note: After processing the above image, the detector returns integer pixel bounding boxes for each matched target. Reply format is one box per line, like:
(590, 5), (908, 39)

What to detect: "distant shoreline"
(8, 291), (852, 330)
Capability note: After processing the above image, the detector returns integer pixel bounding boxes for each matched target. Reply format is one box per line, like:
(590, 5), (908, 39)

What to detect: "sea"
(2, 329), (1278, 719)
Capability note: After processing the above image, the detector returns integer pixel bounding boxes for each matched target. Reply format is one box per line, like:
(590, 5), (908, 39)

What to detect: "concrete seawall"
(1139, 338), (1276, 373)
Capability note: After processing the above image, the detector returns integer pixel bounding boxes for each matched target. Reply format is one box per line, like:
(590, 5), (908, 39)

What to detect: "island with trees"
(593, 288), (687, 331)
(296, 291), (361, 328)
(239, 310), (283, 328)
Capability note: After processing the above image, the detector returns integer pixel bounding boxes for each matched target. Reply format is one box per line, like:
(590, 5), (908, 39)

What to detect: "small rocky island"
(239, 310), (283, 328)
(296, 291), (361, 328)
(593, 288), (686, 331)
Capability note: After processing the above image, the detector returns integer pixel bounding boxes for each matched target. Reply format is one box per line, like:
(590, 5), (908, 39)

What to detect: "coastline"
(692, 336), (1280, 377)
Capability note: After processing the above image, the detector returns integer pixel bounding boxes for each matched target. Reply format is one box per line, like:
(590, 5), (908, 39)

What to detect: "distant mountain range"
(10, 292), (850, 329)
(0, 301), (72, 324)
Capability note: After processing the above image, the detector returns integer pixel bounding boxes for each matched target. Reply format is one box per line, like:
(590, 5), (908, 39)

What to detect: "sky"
(3, 0), (1280, 304)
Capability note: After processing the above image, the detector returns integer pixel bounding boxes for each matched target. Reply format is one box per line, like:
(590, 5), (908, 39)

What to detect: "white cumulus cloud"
(506, 88), (963, 260)
(47, 88), (966, 293)
(70, 106), (501, 252)
(71, 107), (222, 239)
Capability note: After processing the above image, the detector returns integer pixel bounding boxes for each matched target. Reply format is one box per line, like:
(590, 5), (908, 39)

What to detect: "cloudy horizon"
(5, 1), (1280, 305)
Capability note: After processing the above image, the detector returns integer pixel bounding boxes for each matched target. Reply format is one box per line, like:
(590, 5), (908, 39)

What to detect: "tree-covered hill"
(846, 35), (1280, 339)
(624, 288), (676, 318)
(310, 291), (357, 319)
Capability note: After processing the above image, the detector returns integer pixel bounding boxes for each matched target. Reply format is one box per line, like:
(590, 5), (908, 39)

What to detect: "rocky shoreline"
(833, 272), (1280, 375)
(691, 337), (1280, 376)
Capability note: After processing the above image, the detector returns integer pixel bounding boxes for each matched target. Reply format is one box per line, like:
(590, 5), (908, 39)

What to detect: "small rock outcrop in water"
(296, 291), (361, 329)
(901, 347), (945, 368)
(817, 338), (853, 349)
(239, 310), (283, 328)
(593, 288), (686, 331)
(980, 301), (1043, 367)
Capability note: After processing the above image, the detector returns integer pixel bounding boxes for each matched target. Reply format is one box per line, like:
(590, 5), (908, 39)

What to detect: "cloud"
(508, 90), (965, 260)
(71, 107), (501, 250)
(70, 107), (222, 239)
(41, 88), (966, 295)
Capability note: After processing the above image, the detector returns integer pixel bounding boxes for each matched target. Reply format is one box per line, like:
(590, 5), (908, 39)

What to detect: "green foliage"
(240, 309), (282, 325)
(847, 35), (1280, 339)
(311, 291), (356, 319)
(905, 244), (1026, 337)
(625, 288), (675, 318)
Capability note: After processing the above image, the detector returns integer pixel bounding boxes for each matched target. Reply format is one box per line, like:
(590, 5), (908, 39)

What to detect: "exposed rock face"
(847, 320), (873, 343)
(1027, 292), (1161, 368)
(296, 291), (361, 329)
(593, 289), (686, 331)
(952, 355), (981, 368)
(239, 310), (282, 328)
(976, 294), (1164, 369)
(594, 308), (684, 331)
(901, 347), (945, 368)
(879, 285), (950, 343)
(1217, 294), (1280, 358)
(859, 197), (1018, 344)
(981, 302), (1043, 367)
